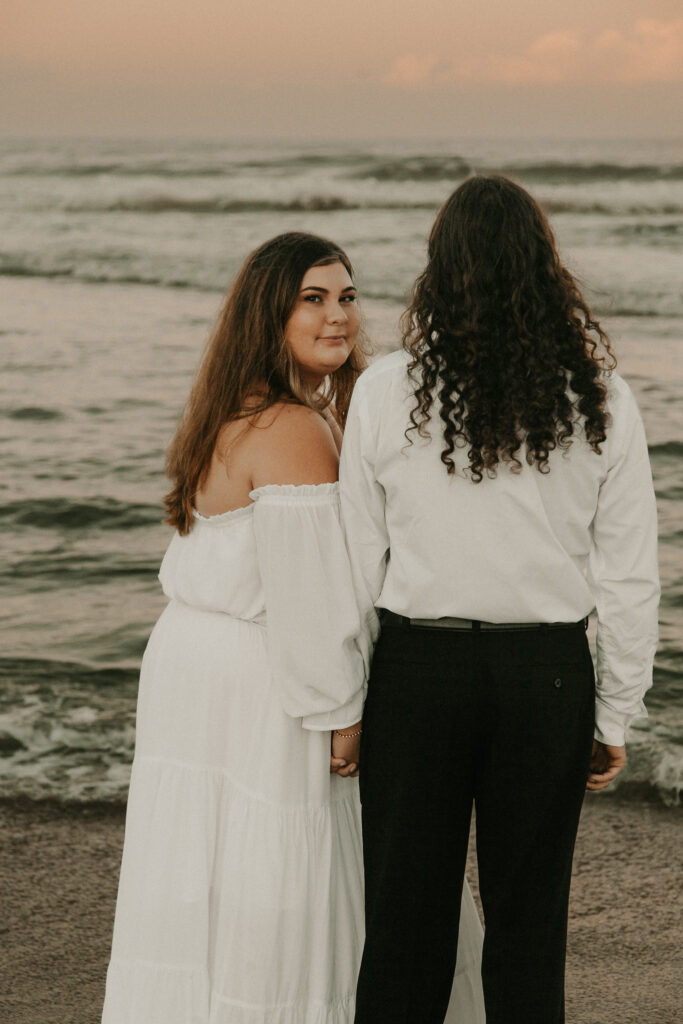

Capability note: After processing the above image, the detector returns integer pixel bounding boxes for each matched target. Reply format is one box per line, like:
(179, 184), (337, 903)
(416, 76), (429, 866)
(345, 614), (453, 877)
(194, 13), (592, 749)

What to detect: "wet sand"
(0, 795), (680, 1024)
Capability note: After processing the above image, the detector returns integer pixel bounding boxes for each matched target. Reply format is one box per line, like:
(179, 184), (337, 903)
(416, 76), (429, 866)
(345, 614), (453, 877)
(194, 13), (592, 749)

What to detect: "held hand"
(586, 740), (626, 791)
(330, 722), (362, 778)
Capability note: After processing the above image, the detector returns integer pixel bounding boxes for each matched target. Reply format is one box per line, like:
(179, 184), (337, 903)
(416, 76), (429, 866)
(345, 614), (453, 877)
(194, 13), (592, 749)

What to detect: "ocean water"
(1, 137), (681, 805)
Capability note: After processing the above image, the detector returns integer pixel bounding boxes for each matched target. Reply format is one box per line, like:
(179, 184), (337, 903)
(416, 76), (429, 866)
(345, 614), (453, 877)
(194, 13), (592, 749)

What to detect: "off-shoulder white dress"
(102, 484), (484, 1024)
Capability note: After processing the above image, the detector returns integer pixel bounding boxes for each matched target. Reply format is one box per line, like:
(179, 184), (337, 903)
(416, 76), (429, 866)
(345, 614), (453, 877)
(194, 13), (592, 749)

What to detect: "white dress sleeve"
(250, 483), (366, 731)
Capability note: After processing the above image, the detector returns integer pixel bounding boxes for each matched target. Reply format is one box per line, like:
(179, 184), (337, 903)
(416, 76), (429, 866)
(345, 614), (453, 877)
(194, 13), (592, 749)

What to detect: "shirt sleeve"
(338, 383), (388, 667)
(251, 483), (366, 731)
(587, 382), (660, 747)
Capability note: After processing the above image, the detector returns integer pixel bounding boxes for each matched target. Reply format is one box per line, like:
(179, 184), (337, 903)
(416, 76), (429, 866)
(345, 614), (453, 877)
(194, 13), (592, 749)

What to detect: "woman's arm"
(249, 405), (367, 743)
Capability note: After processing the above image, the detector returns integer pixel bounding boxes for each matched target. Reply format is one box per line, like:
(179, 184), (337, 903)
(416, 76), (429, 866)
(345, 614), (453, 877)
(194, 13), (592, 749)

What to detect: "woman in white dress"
(102, 231), (485, 1024)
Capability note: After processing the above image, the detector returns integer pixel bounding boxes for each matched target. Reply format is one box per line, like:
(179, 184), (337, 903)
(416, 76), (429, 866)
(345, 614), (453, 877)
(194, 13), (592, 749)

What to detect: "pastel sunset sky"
(2, 0), (682, 137)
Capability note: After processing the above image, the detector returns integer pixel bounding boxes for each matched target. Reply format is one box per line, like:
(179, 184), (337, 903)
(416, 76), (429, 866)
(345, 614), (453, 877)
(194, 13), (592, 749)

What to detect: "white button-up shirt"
(339, 349), (660, 747)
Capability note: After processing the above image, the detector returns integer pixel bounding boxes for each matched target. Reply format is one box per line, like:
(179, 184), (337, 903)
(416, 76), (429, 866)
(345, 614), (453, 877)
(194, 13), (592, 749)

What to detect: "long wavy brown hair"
(165, 232), (367, 534)
(403, 175), (616, 479)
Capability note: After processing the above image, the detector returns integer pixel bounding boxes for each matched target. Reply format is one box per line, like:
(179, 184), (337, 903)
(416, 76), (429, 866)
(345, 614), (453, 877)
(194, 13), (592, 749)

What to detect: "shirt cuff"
(593, 700), (629, 747)
(301, 687), (366, 732)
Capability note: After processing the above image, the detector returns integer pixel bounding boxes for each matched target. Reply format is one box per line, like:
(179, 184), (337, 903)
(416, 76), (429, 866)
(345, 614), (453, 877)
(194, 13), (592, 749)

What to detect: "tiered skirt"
(102, 601), (483, 1023)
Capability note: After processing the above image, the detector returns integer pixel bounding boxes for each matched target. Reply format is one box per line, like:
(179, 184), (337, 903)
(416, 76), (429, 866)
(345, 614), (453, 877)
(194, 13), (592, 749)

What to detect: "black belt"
(379, 610), (586, 632)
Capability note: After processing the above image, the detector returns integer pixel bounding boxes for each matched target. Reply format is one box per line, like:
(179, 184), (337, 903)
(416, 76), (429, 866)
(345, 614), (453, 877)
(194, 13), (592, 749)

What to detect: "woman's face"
(284, 261), (360, 385)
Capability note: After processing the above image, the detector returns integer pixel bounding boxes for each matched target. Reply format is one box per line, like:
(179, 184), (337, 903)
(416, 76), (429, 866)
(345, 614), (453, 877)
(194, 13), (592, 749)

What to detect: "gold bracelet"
(334, 728), (363, 738)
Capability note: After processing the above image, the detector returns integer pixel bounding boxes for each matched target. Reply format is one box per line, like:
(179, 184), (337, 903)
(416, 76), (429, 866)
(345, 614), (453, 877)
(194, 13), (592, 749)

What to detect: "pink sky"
(2, 0), (682, 137)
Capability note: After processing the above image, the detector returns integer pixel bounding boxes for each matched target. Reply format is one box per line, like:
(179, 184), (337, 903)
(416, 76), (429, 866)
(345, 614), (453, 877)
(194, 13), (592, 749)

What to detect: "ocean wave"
(346, 155), (474, 181)
(3, 161), (237, 179)
(0, 259), (214, 291)
(2, 257), (682, 317)
(543, 201), (683, 217)
(6, 150), (683, 186)
(5, 554), (160, 588)
(2, 151), (373, 179)
(57, 195), (683, 219)
(0, 497), (162, 531)
(67, 194), (361, 214)
(494, 160), (683, 184)
(612, 221), (683, 242)
(63, 193), (440, 215)
(0, 261), (78, 281)
(648, 441), (683, 459)
(0, 665), (679, 805)
(0, 655), (139, 689)
(4, 406), (64, 421)
(0, 658), (137, 804)
(344, 156), (683, 184)
(50, 189), (683, 221)
(613, 722), (683, 807)
(597, 306), (673, 319)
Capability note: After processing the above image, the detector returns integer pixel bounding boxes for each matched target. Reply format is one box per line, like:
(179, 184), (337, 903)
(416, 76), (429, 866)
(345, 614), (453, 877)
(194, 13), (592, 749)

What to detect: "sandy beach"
(0, 793), (679, 1024)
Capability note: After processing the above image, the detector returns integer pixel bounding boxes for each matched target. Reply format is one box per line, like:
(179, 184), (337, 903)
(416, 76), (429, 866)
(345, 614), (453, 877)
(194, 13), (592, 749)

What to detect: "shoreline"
(0, 795), (680, 1023)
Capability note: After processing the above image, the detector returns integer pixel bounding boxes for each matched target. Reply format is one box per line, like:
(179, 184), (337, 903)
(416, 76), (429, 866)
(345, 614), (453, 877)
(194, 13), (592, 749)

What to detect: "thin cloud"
(384, 19), (683, 88)
(383, 53), (441, 88)
(594, 19), (683, 83)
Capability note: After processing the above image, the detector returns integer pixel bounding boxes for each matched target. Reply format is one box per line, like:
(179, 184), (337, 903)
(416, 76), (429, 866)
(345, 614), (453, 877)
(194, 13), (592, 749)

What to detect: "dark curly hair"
(403, 175), (616, 479)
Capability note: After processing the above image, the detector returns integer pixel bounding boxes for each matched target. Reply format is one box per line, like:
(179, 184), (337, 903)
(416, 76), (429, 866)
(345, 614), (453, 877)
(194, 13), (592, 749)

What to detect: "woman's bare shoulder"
(248, 402), (339, 487)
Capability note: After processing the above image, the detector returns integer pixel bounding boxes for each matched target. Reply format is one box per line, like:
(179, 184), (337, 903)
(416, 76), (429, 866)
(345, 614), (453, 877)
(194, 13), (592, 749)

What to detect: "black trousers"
(354, 619), (595, 1024)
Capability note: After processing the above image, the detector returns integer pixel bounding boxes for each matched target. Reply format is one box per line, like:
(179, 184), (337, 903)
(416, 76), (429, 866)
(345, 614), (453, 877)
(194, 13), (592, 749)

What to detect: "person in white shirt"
(339, 176), (660, 1024)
